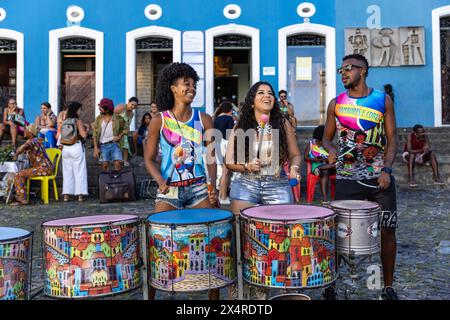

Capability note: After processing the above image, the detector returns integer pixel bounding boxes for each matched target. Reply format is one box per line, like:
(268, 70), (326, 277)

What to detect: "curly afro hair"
(155, 62), (200, 111)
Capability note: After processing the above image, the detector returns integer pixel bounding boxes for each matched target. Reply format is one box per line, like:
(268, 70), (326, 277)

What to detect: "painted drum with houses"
(147, 209), (236, 292)
(42, 215), (142, 298)
(240, 205), (337, 289)
(329, 200), (381, 256)
(0, 227), (33, 300)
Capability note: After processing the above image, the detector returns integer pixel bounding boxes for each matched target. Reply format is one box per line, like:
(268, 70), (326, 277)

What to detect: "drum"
(240, 205), (337, 289)
(329, 200), (380, 256)
(0, 227), (33, 300)
(147, 209), (236, 292)
(42, 215), (141, 298)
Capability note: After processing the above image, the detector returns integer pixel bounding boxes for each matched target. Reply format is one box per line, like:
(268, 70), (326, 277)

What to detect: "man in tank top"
(323, 54), (399, 300)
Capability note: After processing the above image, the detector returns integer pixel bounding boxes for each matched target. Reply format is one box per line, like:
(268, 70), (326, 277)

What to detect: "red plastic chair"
(306, 161), (336, 203)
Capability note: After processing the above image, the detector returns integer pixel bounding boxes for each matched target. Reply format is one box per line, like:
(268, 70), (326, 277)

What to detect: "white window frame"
(278, 23), (336, 127)
(205, 24), (260, 116)
(126, 26), (181, 130)
(49, 26), (103, 117)
(0, 29), (24, 109)
(432, 5), (450, 127)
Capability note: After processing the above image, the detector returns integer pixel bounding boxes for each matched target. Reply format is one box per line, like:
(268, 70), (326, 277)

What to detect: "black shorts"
(335, 176), (398, 229)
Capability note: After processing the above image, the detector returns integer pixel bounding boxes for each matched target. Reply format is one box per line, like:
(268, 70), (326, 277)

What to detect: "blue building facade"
(0, 0), (449, 128)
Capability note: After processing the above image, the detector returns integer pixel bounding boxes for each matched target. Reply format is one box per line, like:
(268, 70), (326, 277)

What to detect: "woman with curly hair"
(225, 81), (301, 299)
(144, 62), (219, 299)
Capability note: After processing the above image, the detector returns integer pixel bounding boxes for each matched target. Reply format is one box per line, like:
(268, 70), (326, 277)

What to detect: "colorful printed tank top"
(335, 89), (386, 180)
(160, 109), (207, 187)
(309, 139), (329, 159)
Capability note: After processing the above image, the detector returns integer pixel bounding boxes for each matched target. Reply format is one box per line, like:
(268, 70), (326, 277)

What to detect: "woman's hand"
(157, 180), (170, 195)
(207, 186), (218, 206)
(290, 166), (301, 182)
(248, 158), (261, 172)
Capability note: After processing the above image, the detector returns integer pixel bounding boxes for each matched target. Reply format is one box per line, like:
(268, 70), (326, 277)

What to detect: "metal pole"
(235, 216), (244, 300)
(140, 221), (149, 300)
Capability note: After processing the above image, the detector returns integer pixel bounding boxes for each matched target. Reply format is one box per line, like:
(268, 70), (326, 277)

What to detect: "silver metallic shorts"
(229, 173), (293, 205)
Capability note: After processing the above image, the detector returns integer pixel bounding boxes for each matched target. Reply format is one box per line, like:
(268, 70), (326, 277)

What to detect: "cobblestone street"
(0, 185), (448, 300)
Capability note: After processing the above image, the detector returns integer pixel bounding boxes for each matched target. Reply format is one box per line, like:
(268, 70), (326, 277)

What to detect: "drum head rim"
(41, 215), (140, 227)
(329, 200), (380, 211)
(147, 209), (233, 225)
(0, 227), (33, 242)
(240, 204), (336, 222)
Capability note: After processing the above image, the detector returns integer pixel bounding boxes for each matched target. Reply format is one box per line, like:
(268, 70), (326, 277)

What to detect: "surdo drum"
(330, 200), (381, 256)
(42, 215), (142, 298)
(147, 209), (236, 292)
(240, 205), (337, 289)
(0, 227), (33, 300)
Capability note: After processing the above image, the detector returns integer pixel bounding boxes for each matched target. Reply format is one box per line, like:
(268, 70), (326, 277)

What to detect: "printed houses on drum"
(149, 230), (234, 289)
(243, 221), (336, 288)
(0, 239), (30, 300)
(44, 224), (140, 298)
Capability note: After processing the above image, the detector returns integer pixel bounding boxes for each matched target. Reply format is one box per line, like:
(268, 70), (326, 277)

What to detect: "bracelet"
(290, 165), (300, 170)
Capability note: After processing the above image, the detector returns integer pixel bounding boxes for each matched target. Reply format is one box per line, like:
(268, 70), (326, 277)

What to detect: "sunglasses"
(337, 64), (364, 74)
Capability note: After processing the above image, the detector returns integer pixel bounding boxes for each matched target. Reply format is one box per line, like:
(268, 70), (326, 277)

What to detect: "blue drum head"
(147, 209), (233, 225)
(0, 227), (31, 241)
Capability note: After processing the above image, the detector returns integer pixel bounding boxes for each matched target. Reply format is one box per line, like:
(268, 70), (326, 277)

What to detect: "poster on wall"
(296, 57), (312, 81)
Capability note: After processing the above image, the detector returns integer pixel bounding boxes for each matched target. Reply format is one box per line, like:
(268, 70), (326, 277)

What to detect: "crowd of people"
(0, 54), (447, 301)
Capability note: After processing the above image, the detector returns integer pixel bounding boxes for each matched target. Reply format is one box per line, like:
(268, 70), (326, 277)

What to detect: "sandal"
(63, 195), (70, 202)
(408, 181), (418, 187)
(78, 195), (85, 202)
(434, 180), (445, 185)
(10, 201), (28, 206)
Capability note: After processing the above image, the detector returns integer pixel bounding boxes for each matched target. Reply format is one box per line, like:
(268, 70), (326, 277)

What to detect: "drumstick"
(165, 164), (176, 186)
(257, 114), (269, 159)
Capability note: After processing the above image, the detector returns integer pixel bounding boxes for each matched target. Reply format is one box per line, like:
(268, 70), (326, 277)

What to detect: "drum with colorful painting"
(329, 200), (380, 256)
(147, 209), (236, 292)
(240, 205), (337, 289)
(0, 227), (33, 300)
(42, 215), (142, 298)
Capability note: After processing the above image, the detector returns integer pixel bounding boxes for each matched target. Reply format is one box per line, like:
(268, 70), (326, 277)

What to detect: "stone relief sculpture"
(345, 28), (371, 63)
(400, 27), (425, 65)
(371, 28), (400, 67)
(344, 27), (425, 67)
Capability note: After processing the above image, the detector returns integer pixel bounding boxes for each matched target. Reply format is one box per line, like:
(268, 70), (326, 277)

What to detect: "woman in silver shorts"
(225, 81), (301, 299)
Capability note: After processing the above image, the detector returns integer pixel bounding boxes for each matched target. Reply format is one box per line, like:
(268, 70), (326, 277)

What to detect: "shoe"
(124, 161), (130, 167)
(219, 197), (231, 205)
(434, 180), (445, 185)
(63, 195), (70, 202)
(323, 286), (337, 300)
(78, 195), (85, 202)
(379, 287), (398, 300)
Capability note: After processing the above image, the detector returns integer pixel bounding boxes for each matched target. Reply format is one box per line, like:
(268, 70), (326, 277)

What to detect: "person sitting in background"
(402, 124), (445, 187)
(278, 90), (297, 128)
(213, 101), (235, 205)
(34, 102), (57, 149)
(132, 112), (151, 156)
(11, 124), (53, 206)
(304, 125), (336, 203)
(0, 97), (27, 149)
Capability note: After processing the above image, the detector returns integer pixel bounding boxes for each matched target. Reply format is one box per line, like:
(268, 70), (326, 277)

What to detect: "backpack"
(60, 118), (78, 145)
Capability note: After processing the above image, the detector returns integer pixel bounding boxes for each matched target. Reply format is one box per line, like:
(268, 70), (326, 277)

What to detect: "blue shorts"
(230, 173), (293, 205)
(99, 142), (123, 162)
(156, 183), (209, 210)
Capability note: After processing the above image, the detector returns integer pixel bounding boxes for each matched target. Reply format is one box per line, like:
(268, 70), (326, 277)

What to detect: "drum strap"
(357, 180), (380, 189)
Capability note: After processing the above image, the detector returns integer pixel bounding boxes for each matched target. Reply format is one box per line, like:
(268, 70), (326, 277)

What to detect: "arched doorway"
(49, 27), (103, 123)
(279, 24), (336, 127)
(0, 29), (23, 113)
(205, 25), (260, 115)
(432, 6), (450, 126)
(126, 26), (181, 129)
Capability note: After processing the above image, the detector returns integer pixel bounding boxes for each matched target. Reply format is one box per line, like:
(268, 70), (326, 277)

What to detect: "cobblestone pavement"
(0, 186), (448, 300)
